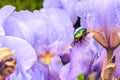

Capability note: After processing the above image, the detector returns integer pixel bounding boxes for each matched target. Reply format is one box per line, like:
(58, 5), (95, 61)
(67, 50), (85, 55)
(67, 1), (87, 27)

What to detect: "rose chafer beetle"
(74, 27), (90, 44)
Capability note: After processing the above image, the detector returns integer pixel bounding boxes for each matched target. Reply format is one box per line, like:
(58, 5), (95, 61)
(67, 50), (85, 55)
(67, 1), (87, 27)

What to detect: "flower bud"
(0, 48), (16, 78)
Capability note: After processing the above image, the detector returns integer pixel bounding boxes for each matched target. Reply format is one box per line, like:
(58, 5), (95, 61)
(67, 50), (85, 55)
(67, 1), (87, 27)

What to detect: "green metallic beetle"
(74, 27), (88, 44)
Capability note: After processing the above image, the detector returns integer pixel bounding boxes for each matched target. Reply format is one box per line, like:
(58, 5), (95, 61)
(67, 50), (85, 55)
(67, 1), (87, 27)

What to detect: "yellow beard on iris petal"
(44, 54), (52, 64)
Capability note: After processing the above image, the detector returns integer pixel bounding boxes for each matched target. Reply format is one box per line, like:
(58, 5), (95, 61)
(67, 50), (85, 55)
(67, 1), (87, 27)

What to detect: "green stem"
(107, 49), (113, 62)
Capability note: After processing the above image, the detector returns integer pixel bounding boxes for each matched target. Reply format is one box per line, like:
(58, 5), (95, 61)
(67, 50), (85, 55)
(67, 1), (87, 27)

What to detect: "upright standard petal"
(43, 0), (63, 9)
(0, 5), (15, 36)
(76, 0), (120, 30)
(3, 10), (35, 45)
(43, 0), (78, 24)
(33, 8), (74, 56)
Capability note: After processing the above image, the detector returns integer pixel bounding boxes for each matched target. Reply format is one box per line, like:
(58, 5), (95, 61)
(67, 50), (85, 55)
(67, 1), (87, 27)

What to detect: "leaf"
(77, 73), (84, 80)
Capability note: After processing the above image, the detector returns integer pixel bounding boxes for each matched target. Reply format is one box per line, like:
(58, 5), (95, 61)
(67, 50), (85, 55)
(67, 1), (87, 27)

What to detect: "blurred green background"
(0, 0), (43, 11)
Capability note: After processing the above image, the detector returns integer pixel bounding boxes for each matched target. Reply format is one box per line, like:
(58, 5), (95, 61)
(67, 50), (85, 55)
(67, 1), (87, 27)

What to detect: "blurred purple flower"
(43, 0), (79, 24)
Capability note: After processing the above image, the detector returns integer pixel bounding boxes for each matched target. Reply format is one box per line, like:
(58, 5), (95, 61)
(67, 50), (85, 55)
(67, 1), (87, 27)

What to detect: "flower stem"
(107, 49), (113, 61)
(101, 49), (116, 80)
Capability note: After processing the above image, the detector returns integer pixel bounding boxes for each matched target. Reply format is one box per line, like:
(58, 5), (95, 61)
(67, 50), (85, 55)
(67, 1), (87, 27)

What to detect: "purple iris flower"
(43, 0), (79, 24)
(3, 7), (74, 80)
(33, 8), (74, 80)
(73, 0), (120, 79)
(0, 36), (48, 80)
(0, 5), (15, 36)
(60, 0), (120, 79)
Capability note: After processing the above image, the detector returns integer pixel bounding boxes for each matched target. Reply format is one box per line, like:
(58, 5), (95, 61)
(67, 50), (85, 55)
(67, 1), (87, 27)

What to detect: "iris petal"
(49, 56), (63, 80)
(43, 0), (78, 23)
(0, 36), (37, 80)
(76, 0), (120, 31)
(0, 5), (15, 36)
(3, 11), (35, 45)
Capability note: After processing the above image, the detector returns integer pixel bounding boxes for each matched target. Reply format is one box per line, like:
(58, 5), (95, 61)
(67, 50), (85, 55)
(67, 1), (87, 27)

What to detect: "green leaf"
(77, 74), (84, 80)
(0, 0), (43, 11)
